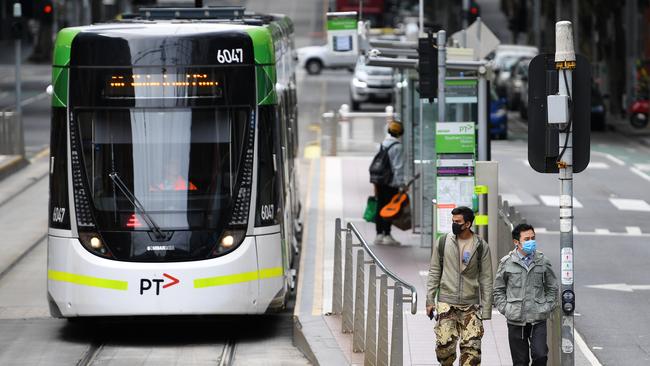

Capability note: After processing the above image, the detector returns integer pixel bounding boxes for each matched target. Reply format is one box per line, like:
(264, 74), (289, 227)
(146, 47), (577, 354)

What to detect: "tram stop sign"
(527, 53), (591, 173)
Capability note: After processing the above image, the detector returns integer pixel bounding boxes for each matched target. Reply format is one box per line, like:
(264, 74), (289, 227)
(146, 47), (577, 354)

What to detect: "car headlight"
(352, 78), (368, 88)
(492, 109), (507, 118)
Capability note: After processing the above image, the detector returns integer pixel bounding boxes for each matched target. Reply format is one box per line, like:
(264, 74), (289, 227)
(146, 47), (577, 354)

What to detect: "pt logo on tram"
(139, 273), (180, 295)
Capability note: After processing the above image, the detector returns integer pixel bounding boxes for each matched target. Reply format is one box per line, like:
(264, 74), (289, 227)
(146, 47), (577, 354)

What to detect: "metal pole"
(332, 218), (343, 314)
(377, 274), (389, 366)
(342, 226), (354, 333)
(418, 0), (423, 36)
(437, 30), (446, 124)
(555, 21), (575, 366)
(13, 3), (24, 158)
(533, 0), (541, 49)
(462, 0), (469, 47)
(389, 285), (403, 366)
(477, 72), (488, 161)
(364, 264), (378, 366)
(353, 250), (366, 352)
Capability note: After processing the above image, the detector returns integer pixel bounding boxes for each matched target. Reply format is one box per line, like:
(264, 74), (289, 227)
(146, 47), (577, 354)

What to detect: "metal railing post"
(390, 285), (404, 366)
(364, 264), (378, 366)
(377, 274), (389, 366)
(332, 218), (343, 314)
(353, 250), (366, 352)
(342, 226), (354, 333)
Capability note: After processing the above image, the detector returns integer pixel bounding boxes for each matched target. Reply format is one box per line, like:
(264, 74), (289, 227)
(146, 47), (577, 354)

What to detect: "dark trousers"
(508, 321), (548, 366)
(375, 184), (398, 235)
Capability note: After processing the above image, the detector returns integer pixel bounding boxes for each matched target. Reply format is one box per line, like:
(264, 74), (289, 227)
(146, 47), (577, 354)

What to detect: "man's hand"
(426, 304), (434, 317)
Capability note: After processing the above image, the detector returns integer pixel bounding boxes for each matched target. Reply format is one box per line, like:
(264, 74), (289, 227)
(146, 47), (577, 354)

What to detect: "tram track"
(0, 234), (46, 283)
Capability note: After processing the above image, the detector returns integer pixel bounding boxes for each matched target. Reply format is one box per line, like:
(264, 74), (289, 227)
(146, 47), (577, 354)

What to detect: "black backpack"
(369, 142), (398, 185)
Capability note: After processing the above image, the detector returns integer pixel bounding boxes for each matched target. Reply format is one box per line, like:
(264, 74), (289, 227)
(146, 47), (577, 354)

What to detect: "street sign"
(527, 53), (591, 173)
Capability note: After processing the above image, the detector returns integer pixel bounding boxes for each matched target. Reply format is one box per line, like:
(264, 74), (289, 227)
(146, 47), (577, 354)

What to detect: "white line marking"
(501, 193), (523, 205)
(602, 153), (625, 166)
(576, 330), (604, 366)
(587, 162), (610, 169)
(573, 226), (580, 233)
(20, 91), (48, 107)
(631, 167), (650, 183)
(634, 163), (650, 171)
(626, 226), (643, 235)
(537, 229), (649, 237)
(539, 195), (583, 208)
(594, 228), (611, 234)
(609, 198), (650, 212)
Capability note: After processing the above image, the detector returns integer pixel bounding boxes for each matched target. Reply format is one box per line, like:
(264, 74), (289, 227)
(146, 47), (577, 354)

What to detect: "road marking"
(609, 198), (650, 212)
(303, 141), (321, 159)
(539, 195), (583, 208)
(586, 283), (650, 292)
(594, 228), (611, 234)
(537, 229), (649, 237)
(575, 330), (604, 366)
(630, 167), (650, 183)
(20, 91), (48, 107)
(587, 162), (609, 169)
(626, 226), (643, 235)
(602, 153), (625, 166)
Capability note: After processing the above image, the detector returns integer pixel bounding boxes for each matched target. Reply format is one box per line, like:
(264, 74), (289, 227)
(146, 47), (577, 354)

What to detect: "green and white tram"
(47, 7), (301, 317)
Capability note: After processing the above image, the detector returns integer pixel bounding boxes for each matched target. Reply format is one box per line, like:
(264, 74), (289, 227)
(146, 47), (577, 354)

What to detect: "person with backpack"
(369, 120), (404, 246)
(425, 206), (493, 366)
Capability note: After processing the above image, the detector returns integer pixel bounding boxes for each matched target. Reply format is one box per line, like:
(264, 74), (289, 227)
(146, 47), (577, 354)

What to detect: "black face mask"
(452, 223), (464, 236)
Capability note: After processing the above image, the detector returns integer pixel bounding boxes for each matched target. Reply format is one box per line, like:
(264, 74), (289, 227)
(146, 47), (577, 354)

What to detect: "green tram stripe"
(52, 28), (81, 107)
(48, 270), (128, 291)
(194, 267), (284, 288)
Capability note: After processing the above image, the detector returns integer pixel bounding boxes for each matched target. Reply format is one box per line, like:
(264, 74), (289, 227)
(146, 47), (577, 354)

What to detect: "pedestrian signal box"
(527, 53), (591, 173)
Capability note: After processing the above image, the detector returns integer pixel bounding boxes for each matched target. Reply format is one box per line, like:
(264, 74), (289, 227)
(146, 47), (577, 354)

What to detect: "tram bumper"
(47, 234), (285, 317)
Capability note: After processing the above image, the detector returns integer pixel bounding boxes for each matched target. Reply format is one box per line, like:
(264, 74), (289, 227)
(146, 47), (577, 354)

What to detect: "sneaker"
(373, 234), (385, 245)
(382, 234), (401, 246)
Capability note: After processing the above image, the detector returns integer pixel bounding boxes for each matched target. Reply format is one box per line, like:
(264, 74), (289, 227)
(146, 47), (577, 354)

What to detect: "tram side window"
(255, 105), (281, 227)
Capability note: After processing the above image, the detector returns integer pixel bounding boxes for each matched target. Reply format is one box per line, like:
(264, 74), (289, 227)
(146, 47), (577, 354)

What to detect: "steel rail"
(347, 222), (418, 315)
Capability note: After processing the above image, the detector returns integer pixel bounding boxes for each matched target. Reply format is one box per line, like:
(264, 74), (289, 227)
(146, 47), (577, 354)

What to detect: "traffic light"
(417, 33), (438, 101)
(468, 1), (480, 24)
(37, 1), (54, 23)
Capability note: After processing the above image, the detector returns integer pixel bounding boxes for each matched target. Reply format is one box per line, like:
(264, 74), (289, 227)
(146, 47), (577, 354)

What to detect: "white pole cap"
(13, 2), (22, 18)
(555, 21), (576, 62)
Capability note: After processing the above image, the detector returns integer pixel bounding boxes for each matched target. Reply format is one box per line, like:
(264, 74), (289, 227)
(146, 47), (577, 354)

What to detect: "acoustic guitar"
(379, 173), (420, 220)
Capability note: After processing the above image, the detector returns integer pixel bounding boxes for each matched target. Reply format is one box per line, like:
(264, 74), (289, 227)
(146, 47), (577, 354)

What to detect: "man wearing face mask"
(493, 223), (558, 366)
(426, 206), (493, 366)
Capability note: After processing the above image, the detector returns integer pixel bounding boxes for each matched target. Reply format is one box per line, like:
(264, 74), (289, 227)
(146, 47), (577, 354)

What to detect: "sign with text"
(436, 122), (476, 153)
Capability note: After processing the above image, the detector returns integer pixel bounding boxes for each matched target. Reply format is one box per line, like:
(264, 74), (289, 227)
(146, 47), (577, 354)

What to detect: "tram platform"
(292, 155), (598, 365)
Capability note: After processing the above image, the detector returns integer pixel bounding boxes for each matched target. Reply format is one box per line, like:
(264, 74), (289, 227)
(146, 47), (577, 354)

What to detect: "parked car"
(349, 57), (394, 110)
(486, 44), (538, 97)
(504, 56), (532, 111)
(297, 45), (357, 75)
(490, 84), (508, 140)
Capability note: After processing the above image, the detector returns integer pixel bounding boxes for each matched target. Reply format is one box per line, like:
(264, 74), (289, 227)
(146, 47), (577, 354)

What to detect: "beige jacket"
(426, 232), (494, 319)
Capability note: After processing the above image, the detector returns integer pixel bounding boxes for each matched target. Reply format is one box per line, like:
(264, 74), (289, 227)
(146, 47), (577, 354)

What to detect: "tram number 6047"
(261, 204), (275, 221)
(217, 48), (243, 64)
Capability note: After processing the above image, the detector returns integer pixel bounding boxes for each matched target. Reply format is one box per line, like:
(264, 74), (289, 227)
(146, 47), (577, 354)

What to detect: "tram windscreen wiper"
(108, 172), (166, 240)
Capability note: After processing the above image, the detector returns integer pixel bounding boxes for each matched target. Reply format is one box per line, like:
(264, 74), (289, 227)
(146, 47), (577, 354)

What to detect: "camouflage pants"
(434, 302), (484, 366)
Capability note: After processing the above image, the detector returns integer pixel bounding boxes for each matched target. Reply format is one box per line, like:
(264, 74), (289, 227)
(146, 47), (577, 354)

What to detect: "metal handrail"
(347, 222), (418, 315)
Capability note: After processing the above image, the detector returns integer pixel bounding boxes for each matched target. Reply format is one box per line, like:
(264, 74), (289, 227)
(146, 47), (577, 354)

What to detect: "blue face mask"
(522, 240), (536, 255)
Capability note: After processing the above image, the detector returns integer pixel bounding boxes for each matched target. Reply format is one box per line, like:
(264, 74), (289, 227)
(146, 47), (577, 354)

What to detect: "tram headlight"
(78, 232), (112, 258)
(211, 229), (246, 257)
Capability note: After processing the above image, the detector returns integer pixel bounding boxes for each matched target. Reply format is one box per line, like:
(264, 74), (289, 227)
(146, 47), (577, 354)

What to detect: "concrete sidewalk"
(293, 155), (601, 365)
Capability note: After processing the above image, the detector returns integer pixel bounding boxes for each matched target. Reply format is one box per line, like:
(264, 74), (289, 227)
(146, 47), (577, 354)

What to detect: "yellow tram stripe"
(48, 270), (128, 291)
(194, 267), (283, 288)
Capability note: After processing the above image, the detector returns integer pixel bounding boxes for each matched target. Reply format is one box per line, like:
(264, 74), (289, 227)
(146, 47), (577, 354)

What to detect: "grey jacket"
(493, 249), (559, 326)
(426, 233), (494, 319)
(380, 136), (404, 188)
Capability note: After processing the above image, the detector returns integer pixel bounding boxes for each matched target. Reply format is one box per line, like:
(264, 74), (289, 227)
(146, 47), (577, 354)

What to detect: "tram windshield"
(76, 107), (250, 231)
